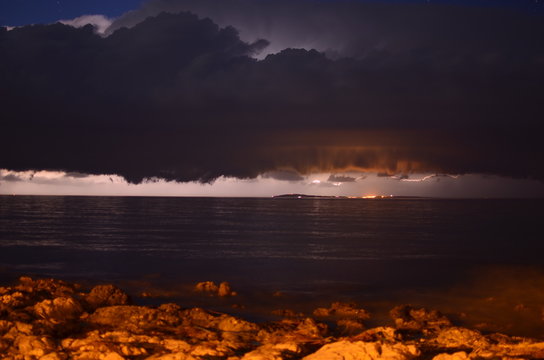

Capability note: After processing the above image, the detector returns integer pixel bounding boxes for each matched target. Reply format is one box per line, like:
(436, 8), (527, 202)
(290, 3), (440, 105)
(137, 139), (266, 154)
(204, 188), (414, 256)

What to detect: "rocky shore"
(1, 277), (544, 360)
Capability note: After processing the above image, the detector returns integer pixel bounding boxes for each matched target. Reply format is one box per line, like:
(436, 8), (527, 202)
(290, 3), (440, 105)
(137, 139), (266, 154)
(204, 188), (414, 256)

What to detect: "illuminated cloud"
(398, 174), (460, 182)
(59, 14), (113, 35)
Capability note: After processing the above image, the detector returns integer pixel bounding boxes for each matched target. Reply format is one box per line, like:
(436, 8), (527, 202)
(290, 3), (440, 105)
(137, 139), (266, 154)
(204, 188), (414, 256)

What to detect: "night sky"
(2, 0), (544, 196)
(1, 0), (543, 26)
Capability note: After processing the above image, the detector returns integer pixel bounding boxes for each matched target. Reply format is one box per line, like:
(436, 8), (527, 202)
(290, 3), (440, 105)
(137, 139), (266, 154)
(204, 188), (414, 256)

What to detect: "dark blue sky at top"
(0, 0), (143, 26)
(1, 0), (543, 26)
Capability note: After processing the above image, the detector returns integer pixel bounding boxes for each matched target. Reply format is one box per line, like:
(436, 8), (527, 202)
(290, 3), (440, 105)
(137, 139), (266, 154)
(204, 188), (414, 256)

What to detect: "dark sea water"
(1, 196), (544, 335)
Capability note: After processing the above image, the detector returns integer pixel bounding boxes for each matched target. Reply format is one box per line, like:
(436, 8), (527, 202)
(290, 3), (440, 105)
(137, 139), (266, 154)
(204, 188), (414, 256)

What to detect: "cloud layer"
(1, 1), (544, 183)
(60, 14), (113, 35)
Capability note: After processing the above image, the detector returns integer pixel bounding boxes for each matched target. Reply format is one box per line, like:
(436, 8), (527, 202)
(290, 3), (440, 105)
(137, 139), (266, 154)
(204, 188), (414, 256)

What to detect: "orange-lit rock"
(390, 305), (452, 332)
(271, 309), (304, 318)
(336, 318), (366, 336)
(431, 326), (488, 349)
(34, 297), (84, 324)
(303, 340), (420, 360)
(241, 342), (301, 360)
(432, 351), (470, 360)
(85, 284), (131, 310)
(313, 301), (370, 320)
(1, 277), (544, 360)
(195, 281), (237, 297)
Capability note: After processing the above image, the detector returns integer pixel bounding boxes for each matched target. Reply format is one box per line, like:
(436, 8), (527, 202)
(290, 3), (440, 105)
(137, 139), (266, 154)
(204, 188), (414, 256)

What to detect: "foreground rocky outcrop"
(1, 277), (544, 360)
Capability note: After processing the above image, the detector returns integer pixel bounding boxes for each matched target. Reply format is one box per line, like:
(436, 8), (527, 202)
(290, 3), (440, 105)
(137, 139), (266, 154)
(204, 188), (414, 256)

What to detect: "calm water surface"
(1, 196), (542, 294)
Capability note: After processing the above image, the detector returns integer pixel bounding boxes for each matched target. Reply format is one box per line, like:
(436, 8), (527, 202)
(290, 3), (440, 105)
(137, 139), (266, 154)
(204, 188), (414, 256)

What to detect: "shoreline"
(1, 277), (544, 359)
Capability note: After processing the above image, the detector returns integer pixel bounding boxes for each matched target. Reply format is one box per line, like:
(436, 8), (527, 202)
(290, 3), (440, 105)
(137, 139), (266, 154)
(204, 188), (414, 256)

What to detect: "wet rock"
(34, 297), (84, 324)
(218, 282), (237, 297)
(88, 305), (182, 334)
(180, 307), (258, 341)
(217, 315), (259, 333)
(1, 291), (27, 308)
(0, 338), (10, 353)
(303, 340), (420, 360)
(354, 327), (399, 343)
(195, 281), (237, 297)
(2, 321), (35, 341)
(257, 317), (328, 350)
(336, 318), (366, 336)
(0, 319), (13, 334)
(432, 351), (470, 360)
(161, 338), (191, 352)
(195, 281), (218, 293)
(271, 309), (304, 318)
(3, 277), (544, 360)
(292, 318), (327, 339)
(14, 334), (57, 358)
(39, 352), (68, 360)
(85, 284), (130, 310)
(390, 305), (452, 332)
(431, 327), (489, 350)
(145, 354), (197, 360)
(190, 342), (231, 357)
(313, 302), (370, 320)
(16, 277), (78, 299)
(474, 338), (544, 359)
(241, 342), (301, 360)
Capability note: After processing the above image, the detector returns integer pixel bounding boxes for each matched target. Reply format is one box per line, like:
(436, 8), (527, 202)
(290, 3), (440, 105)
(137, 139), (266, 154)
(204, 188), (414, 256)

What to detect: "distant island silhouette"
(273, 194), (428, 199)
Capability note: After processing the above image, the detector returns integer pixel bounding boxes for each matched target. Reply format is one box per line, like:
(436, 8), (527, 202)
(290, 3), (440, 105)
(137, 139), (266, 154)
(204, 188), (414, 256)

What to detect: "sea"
(1, 195), (544, 336)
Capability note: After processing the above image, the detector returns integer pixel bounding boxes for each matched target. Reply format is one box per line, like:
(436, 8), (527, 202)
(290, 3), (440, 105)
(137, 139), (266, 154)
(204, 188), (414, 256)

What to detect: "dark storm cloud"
(262, 170), (305, 182)
(105, 0), (544, 59)
(0, 174), (24, 182)
(64, 172), (90, 179)
(327, 174), (356, 183)
(1, 2), (544, 183)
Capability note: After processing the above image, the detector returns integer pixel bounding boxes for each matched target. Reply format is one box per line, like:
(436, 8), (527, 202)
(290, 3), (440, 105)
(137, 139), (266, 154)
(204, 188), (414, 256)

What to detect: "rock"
(162, 339), (191, 352)
(34, 297), (84, 324)
(0, 338), (10, 353)
(241, 343), (301, 360)
(271, 309), (304, 318)
(474, 339), (544, 359)
(432, 352), (470, 360)
(102, 352), (126, 360)
(0, 319), (13, 334)
(217, 316), (259, 333)
(39, 352), (67, 360)
(195, 281), (237, 297)
(191, 343), (230, 357)
(88, 305), (182, 334)
(15, 334), (57, 358)
(390, 305), (452, 332)
(355, 327), (399, 343)
(432, 327), (488, 350)
(1, 291), (27, 308)
(16, 277), (77, 299)
(85, 285), (130, 310)
(336, 318), (366, 336)
(313, 302), (370, 320)
(195, 281), (218, 294)
(3, 277), (544, 360)
(218, 282), (237, 297)
(303, 340), (420, 360)
(145, 353), (197, 360)
(257, 317), (328, 348)
(10, 321), (34, 336)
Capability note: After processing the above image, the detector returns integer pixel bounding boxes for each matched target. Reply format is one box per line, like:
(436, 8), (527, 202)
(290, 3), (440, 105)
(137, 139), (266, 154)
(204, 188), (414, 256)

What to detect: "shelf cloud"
(1, 1), (543, 183)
